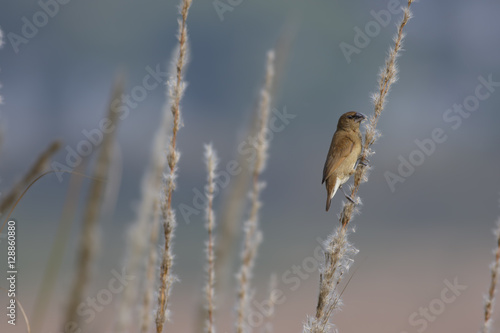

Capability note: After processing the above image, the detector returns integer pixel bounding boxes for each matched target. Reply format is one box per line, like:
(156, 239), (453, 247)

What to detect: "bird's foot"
(359, 158), (370, 167)
(344, 194), (356, 204)
(340, 185), (356, 204)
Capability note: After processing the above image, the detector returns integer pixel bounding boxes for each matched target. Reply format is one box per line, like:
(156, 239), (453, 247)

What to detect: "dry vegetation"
(1, 1), (500, 333)
(304, 2), (413, 332)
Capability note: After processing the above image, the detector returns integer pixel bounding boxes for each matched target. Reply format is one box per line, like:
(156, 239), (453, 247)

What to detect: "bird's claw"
(345, 194), (355, 204)
(358, 158), (370, 167)
(340, 185), (356, 204)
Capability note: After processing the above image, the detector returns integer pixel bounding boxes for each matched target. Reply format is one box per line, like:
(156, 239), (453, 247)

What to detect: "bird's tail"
(325, 177), (340, 212)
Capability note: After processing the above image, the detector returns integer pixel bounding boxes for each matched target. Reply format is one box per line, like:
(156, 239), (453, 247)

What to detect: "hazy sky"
(1, 0), (500, 332)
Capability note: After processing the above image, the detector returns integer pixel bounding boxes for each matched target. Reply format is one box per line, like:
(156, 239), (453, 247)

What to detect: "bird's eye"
(347, 115), (353, 119)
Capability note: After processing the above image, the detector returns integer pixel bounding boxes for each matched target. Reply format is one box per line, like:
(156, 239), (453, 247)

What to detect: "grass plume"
(155, 0), (193, 331)
(204, 144), (218, 333)
(62, 76), (124, 329)
(0, 140), (62, 215)
(480, 216), (500, 333)
(31, 163), (86, 333)
(236, 50), (275, 333)
(0, 28), (3, 149)
(140, 200), (161, 333)
(263, 274), (278, 333)
(340, 0), (413, 229)
(304, 2), (414, 332)
(116, 38), (174, 333)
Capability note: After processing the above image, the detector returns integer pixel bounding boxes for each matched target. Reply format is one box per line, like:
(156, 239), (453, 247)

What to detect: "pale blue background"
(0, 0), (499, 332)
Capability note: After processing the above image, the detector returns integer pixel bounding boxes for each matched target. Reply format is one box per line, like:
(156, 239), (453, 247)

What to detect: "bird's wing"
(322, 135), (354, 184)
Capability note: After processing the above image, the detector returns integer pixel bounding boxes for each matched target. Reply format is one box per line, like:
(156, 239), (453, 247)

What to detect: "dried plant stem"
(213, 114), (257, 296)
(194, 35), (293, 333)
(236, 50), (275, 333)
(340, 0), (413, 229)
(140, 199), (161, 333)
(0, 28), (4, 150)
(117, 57), (172, 333)
(0, 140), (61, 215)
(305, 2), (414, 332)
(480, 219), (500, 333)
(155, 1), (193, 332)
(62, 77), (124, 329)
(199, 80), (256, 333)
(32, 162), (86, 333)
(304, 227), (357, 333)
(213, 27), (293, 302)
(204, 145), (218, 333)
(116, 160), (164, 332)
(263, 274), (278, 333)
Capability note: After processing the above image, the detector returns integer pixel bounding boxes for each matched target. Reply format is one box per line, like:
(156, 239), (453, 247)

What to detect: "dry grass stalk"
(340, 0), (413, 229)
(304, 227), (357, 333)
(0, 28), (3, 149)
(32, 162), (86, 333)
(305, 2), (414, 332)
(204, 144), (218, 333)
(263, 274), (278, 333)
(236, 50), (275, 333)
(116, 57), (173, 333)
(62, 76), (124, 329)
(140, 199), (161, 333)
(202, 34), (292, 333)
(213, 114), (257, 298)
(155, 0), (193, 331)
(0, 140), (61, 215)
(480, 218), (500, 333)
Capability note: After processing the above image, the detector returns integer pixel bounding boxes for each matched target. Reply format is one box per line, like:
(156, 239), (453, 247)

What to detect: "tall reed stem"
(480, 218), (500, 333)
(62, 76), (124, 330)
(305, 2), (414, 332)
(155, 1), (193, 332)
(236, 50), (275, 333)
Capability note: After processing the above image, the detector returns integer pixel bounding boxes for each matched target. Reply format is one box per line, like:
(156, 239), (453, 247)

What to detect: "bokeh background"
(1, 0), (500, 332)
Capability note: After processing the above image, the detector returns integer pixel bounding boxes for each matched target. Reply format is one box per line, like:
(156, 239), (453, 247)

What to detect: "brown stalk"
(0, 140), (61, 215)
(140, 199), (161, 333)
(236, 50), (275, 333)
(305, 2), (414, 332)
(62, 76), (124, 330)
(155, 1), (193, 332)
(204, 145), (218, 333)
(32, 162), (87, 333)
(340, 0), (414, 229)
(480, 218), (500, 333)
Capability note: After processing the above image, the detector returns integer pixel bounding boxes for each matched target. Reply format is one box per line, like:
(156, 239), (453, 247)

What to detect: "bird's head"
(337, 111), (366, 131)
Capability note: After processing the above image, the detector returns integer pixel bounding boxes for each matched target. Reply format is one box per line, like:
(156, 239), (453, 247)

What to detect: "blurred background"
(1, 0), (500, 332)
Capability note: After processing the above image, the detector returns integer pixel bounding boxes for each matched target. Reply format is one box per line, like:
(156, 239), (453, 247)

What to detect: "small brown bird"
(322, 111), (366, 211)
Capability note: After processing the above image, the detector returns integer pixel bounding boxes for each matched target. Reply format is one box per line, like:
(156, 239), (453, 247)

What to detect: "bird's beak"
(355, 113), (367, 122)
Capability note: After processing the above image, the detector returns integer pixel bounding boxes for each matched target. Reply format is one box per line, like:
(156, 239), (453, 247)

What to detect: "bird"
(322, 111), (366, 211)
